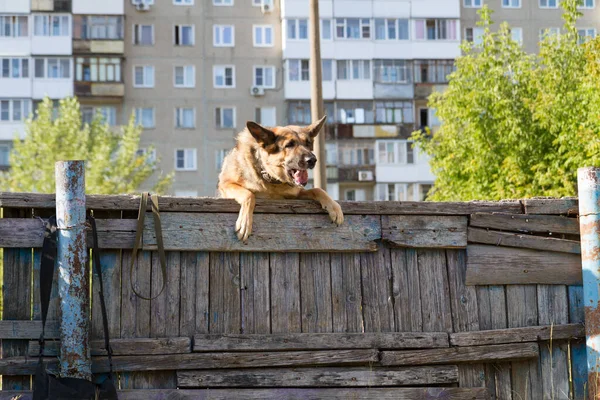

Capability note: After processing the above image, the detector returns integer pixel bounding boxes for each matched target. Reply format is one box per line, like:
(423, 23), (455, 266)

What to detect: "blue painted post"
(55, 160), (91, 380)
(577, 167), (600, 399)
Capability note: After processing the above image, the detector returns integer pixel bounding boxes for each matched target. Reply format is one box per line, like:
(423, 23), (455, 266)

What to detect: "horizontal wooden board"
(450, 324), (584, 347)
(380, 343), (539, 366)
(466, 245), (582, 285)
(467, 227), (581, 254)
(193, 332), (449, 352)
(143, 213), (381, 252)
(0, 192), (523, 215)
(0, 218), (136, 248)
(0, 350), (379, 375)
(0, 388), (490, 400)
(28, 337), (191, 356)
(382, 216), (467, 248)
(0, 320), (59, 339)
(177, 366), (459, 387)
(470, 213), (579, 235)
(523, 198), (578, 215)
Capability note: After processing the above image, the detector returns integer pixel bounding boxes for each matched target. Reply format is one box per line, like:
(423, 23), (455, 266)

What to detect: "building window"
(322, 59), (333, 81)
(414, 19), (458, 40)
(510, 27), (523, 44)
(34, 58), (71, 79)
(375, 19), (409, 40)
(414, 60), (455, 83)
(34, 14), (69, 36)
(1, 58), (29, 79)
(335, 101), (374, 124)
(539, 0), (558, 7)
(213, 66), (235, 88)
(75, 16), (123, 40)
(75, 57), (121, 82)
(321, 19), (332, 40)
(464, 0), (482, 7)
(215, 149), (228, 171)
(174, 0), (194, 5)
(136, 148), (157, 163)
(578, 28), (596, 43)
(374, 60), (409, 83)
(133, 65), (154, 87)
(465, 27), (484, 44)
(253, 25), (273, 47)
(254, 66), (275, 88)
(133, 24), (154, 45)
(502, 0), (521, 7)
(288, 102), (311, 124)
(0, 99), (30, 122)
(134, 107), (155, 128)
(213, 0), (233, 5)
(419, 184), (432, 201)
(174, 25), (194, 46)
(255, 106), (276, 126)
(215, 107), (235, 128)
(287, 19), (308, 40)
(0, 16), (28, 38)
(288, 59), (309, 81)
(376, 183), (419, 201)
(540, 27), (560, 40)
(377, 141), (415, 165)
(175, 107), (195, 128)
(335, 18), (370, 39)
(81, 106), (117, 126)
(214, 25), (234, 47)
(174, 65), (195, 88)
(339, 144), (375, 165)
(337, 60), (371, 80)
(0, 144), (9, 167)
(375, 101), (413, 124)
(175, 149), (197, 171)
(578, 0), (595, 7)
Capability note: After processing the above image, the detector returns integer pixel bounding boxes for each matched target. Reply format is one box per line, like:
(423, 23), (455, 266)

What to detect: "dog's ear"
(247, 121), (276, 147)
(306, 115), (327, 138)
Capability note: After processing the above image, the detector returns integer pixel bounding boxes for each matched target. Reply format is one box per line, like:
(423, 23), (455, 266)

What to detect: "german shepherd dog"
(218, 115), (344, 242)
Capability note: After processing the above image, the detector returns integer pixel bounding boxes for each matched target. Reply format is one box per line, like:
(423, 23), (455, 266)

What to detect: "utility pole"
(309, 0), (326, 190)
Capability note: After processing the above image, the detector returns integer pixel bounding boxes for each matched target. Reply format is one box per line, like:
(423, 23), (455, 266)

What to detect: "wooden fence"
(0, 193), (587, 399)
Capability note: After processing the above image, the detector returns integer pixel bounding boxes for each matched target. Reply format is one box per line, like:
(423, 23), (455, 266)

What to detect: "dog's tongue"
(294, 170), (308, 186)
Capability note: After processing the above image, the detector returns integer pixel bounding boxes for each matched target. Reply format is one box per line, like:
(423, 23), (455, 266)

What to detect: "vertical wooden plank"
(32, 209), (58, 323)
(209, 252), (241, 334)
(195, 252), (210, 334)
(2, 207), (32, 390)
(240, 253), (270, 334)
(270, 253), (301, 333)
(507, 284), (541, 399)
(391, 249), (422, 332)
(418, 249), (452, 333)
(180, 252), (208, 336)
(568, 285), (587, 400)
(360, 247), (394, 332)
(300, 253), (333, 333)
(331, 253), (364, 333)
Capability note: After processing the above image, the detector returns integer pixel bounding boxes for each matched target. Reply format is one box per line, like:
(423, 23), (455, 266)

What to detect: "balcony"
(0, 0), (30, 13)
(338, 165), (376, 183)
(326, 124), (416, 140)
(31, 0), (71, 12)
(73, 40), (124, 54)
(75, 81), (124, 97)
(72, 0), (123, 15)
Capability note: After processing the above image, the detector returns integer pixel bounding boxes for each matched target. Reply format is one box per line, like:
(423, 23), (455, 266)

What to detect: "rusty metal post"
(578, 166), (600, 399)
(55, 160), (91, 380)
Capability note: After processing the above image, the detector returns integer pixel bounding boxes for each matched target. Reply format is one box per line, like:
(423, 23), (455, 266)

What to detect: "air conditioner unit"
(261, 0), (273, 13)
(136, 2), (150, 10)
(250, 86), (265, 96)
(358, 170), (373, 181)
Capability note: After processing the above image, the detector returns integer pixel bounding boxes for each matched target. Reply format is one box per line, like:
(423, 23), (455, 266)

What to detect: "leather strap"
(129, 192), (167, 301)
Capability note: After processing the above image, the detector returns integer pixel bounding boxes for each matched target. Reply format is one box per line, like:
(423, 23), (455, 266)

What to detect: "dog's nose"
(306, 154), (317, 169)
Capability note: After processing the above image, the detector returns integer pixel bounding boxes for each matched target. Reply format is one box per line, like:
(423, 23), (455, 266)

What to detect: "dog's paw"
(235, 209), (253, 242)
(324, 201), (344, 226)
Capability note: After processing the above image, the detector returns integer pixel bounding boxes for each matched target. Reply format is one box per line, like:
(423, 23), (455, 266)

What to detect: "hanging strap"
(129, 192), (167, 301)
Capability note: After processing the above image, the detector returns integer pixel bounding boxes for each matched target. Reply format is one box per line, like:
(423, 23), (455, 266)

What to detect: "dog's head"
(246, 115), (327, 187)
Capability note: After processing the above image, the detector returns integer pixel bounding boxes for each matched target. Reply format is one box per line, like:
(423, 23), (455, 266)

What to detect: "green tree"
(0, 97), (172, 194)
(412, 0), (600, 201)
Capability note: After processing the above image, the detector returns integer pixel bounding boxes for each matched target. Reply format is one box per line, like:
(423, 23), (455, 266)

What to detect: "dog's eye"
(286, 141), (295, 148)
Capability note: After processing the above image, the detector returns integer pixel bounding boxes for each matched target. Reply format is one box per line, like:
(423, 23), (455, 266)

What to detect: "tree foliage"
(0, 97), (172, 194)
(412, 0), (600, 201)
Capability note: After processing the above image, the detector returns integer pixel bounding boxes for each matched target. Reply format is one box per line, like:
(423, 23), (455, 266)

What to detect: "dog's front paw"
(235, 209), (253, 242)
(324, 201), (344, 226)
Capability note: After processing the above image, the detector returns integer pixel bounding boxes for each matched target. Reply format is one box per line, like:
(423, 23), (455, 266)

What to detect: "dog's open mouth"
(288, 169), (308, 187)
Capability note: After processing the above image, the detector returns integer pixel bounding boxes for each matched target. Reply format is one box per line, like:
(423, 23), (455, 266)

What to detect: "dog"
(217, 115), (344, 242)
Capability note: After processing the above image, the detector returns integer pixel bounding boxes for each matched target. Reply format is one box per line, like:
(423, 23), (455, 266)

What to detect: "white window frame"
(414, 19), (458, 41)
(540, 27), (560, 40)
(33, 14), (70, 37)
(502, 0), (521, 8)
(253, 25), (274, 47)
(578, 0), (595, 8)
(213, 24), (235, 47)
(336, 60), (371, 81)
(287, 19), (308, 40)
(376, 140), (414, 165)
(463, 0), (482, 7)
(0, 99), (31, 122)
(288, 59), (309, 81)
(510, 27), (523, 45)
(173, 0), (194, 5)
(34, 58), (71, 79)
(134, 107), (155, 128)
(253, 65), (276, 89)
(215, 149), (228, 171)
(213, 65), (235, 88)
(465, 27), (484, 44)
(215, 106), (236, 128)
(213, 0), (233, 5)
(133, 65), (154, 88)
(136, 148), (157, 163)
(175, 107), (196, 129)
(0, 58), (29, 79)
(335, 18), (371, 39)
(0, 144), (10, 167)
(539, 0), (558, 8)
(174, 24), (195, 46)
(174, 65), (195, 88)
(175, 148), (197, 171)
(0, 16), (28, 38)
(577, 27), (597, 43)
(321, 19), (332, 40)
(133, 24), (154, 45)
(375, 19), (410, 41)
(255, 106), (276, 126)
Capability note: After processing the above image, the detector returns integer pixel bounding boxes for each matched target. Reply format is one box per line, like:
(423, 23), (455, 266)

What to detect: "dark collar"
(261, 170), (289, 185)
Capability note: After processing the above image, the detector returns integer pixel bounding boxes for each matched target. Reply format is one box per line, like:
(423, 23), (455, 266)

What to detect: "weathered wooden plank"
(32, 208), (56, 322)
(0, 192), (524, 215)
(0, 218), (137, 248)
(179, 252), (198, 336)
(523, 198), (578, 215)
(192, 332), (449, 352)
(144, 213), (381, 252)
(331, 253), (363, 333)
(0, 321), (60, 339)
(177, 366), (460, 388)
(568, 285), (587, 399)
(361, 247), (395, 332)
(210, 252), (241, 335)
(450, 324), (585, 346)
(240, 252), (271, 334)
(391, 249), (423, 332)
(418, 249), (453, 333)
(0, 349), (380, 374)
(470, 213), (579, 235)
(195, 252), (210, 334)
(380, 343), (539, 366)
(28, 337), (191, 356)
(467, 227), (581, 254)
(270, 253), (301, 333)
(300, 253), (333, 333)
(0, 387), (491, 400)
(382, 215), (467, 248)
(466, 245), (582, 285)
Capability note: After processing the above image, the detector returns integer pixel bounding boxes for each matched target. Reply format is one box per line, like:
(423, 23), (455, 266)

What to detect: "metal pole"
(55, 160), (91, 380)
(309, 0), (326, 190)
(577, 166), (600, 399)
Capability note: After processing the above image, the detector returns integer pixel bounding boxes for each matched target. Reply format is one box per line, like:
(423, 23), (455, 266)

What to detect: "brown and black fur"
(217, 115), (344, 242)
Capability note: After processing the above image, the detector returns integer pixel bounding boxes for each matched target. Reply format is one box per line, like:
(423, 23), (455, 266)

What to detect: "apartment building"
(282, 0), (460, 201)
(461, 0), (600, 53)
